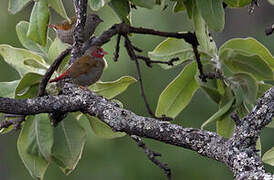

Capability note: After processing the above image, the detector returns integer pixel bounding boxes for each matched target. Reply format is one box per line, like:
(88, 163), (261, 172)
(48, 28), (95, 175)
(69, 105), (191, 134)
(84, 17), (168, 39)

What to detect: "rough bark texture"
(0, 83), (273, 179)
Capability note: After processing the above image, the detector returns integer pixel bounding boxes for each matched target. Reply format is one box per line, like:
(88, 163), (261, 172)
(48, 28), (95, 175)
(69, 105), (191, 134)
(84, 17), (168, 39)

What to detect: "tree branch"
(0, 83), (273, 179)
(70, 0), (88, 64)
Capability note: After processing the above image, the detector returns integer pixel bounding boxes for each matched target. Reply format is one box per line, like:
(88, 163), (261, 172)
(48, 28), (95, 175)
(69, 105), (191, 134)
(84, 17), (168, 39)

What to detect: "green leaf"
(257, 83), (272, 98)
(229, 73), (258, 105)
(224, 0), (251, 7)
(86, 115), (126, 138)
(262, 147), (274, 166)
(220, 38), (274, 70)
(48, 38), (70, 64)
(89, 76), (137, 99)
(8, 0), (31, 14)
(156, 62), (198, 118)
(24, 59), (49, 70)
(173, 1), (185, 13)
(108, 0), (131, 24)
(0, 80), (20, 97)
(15, 72), (43, 99)
(195, 0), (224, 32)
(129, 0), (155, 9)
(33, 114), (53, 161)
(219, 49), (273, 80)
(192, 3), (217, 56)
(48, 0), (70, 21)
(17, 116), (49, 180)
(148, 38), (194, 69)
(201, 97), (234, 129)
(216, 113), (235, 138)
(88, 0), (105, 11)
(27, 0), (50, 46)
(0, 45), (46, 77)
(16, 21), (52, 59)
(51, 113), (86, 175)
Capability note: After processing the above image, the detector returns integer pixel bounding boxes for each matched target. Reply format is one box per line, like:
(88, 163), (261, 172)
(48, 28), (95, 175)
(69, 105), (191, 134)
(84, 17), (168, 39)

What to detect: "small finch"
(48, 14), (103, 45)
(49, 46), (107, 86)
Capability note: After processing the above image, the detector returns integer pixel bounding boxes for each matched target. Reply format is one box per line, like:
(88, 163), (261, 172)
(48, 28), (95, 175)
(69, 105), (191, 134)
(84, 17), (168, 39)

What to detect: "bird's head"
(87, 14), (104, 25)
(89, 46), (108, 58)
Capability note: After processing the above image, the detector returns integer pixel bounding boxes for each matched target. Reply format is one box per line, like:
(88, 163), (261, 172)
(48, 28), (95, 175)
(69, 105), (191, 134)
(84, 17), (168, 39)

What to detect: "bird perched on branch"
(49, 46), (107, 86)
(48, 14), (103, 45)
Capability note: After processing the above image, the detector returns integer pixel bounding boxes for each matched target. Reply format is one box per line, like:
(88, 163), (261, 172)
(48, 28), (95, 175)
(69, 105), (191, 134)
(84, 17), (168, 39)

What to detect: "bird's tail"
(49, 72), (69, 83)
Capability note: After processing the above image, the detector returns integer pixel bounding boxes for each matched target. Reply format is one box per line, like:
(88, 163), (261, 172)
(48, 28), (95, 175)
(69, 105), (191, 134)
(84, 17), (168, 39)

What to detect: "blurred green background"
(0, 0), (273, 179)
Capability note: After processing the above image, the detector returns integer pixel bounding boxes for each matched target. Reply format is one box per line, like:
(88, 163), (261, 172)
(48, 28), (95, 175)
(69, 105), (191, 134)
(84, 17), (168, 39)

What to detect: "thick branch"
(0, 84), (273, 179)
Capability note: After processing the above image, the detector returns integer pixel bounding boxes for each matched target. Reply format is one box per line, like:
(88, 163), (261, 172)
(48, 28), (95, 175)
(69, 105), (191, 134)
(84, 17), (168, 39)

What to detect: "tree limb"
(0, 83), (273, 179)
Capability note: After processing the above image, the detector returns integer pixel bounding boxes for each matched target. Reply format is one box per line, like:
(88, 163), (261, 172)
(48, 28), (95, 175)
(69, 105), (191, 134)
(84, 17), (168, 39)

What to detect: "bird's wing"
(69, 55), (98, 78)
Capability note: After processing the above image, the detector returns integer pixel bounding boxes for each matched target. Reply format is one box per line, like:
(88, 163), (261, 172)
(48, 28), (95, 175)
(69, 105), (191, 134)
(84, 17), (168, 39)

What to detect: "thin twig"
(192, 44), (207, 82)
(38, 47), (71, 97)
(124, 35), (155, 117)
(136, 55), (179, 68)
(131, 135), (171, 180)
(0, 114), (25, 131)
(124, 35), (172, 121)
(113, 34), (121, 62)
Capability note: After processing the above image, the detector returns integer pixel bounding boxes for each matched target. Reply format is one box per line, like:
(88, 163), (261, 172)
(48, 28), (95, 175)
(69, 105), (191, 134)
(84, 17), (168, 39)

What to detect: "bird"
(48, 14), (103, 45)
(49, 46), (107, 86)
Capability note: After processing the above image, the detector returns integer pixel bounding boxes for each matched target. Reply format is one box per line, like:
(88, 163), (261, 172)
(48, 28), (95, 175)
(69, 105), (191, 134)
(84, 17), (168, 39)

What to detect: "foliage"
(0, 0), (274, 179)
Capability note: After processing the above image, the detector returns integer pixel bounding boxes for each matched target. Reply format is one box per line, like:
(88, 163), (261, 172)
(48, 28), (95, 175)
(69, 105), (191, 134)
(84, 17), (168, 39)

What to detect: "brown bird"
(48, 14), (103, 45)
(49, 46), (107, 86)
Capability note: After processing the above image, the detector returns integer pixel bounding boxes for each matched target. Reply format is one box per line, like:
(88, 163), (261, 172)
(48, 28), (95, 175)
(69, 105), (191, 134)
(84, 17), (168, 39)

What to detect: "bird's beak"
(103, 51), (108, 55)
(99, 18), (104, 23)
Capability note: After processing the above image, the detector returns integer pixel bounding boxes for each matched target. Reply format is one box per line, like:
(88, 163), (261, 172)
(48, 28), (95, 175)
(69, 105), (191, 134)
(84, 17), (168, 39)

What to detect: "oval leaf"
(15, 72), (43, 99)
(201, 97), (235, 129)
(27, 0), (50, 46)
(32, 114), (54, 161)
(229, 72), (258, 105)
(51, 113), (86, 175)
(48, 38), (70, 64)
(195, 0), (224, 32)
(0, 80), (20, 97)
(220, 38), (274, 70)
(48, 0), (70, 21)
(89, 76), (137, 99)
(108, 0), (131, 24)
(16, 21), (52, 58)
(17, 116), (49, 180)
(0, 45), (46, 77)
(86, 115), (126, 139)
(192, 3), (217, 55)
(262, 147), (274, 166)
(148, 38), (194, 69)
(156, 62), (198, 118)
(220, 48), (273, 80)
